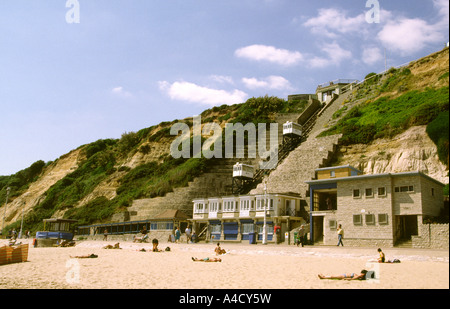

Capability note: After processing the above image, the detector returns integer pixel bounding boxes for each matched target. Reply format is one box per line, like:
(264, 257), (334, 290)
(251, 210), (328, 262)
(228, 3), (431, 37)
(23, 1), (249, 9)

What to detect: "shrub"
(118, 131), (140, 153)
(427, 111), (449, 166)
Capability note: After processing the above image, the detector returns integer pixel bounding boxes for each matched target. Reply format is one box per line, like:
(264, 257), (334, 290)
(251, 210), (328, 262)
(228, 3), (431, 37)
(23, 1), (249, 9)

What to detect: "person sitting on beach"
(192, 257), (222, 262)
(214, 243), (226, 255)
(152, 238), (162, 252)
(318, 270), (368, 280)
(377, 248), (386, 263)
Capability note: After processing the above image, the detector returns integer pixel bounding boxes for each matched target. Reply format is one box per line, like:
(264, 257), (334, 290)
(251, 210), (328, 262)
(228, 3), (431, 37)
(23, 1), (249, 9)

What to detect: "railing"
(317, 79), (359, 89)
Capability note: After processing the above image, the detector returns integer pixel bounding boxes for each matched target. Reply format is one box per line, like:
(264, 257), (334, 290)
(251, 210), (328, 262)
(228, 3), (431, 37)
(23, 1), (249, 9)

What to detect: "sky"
(0, 0), (448, 176)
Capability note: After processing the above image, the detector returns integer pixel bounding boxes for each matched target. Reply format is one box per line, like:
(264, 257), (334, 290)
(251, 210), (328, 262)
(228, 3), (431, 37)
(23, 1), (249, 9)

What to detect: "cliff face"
(4, 148), (84, 225)
(337, 125), (448, 184)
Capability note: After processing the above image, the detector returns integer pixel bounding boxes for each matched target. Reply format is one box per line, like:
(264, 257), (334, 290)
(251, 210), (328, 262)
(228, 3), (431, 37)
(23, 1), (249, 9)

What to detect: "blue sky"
(0, 0), (448, 176)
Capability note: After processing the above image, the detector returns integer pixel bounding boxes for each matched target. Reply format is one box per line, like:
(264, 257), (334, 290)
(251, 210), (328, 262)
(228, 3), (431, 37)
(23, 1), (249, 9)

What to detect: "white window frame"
(194, 202), (207, 214)
(223, 200), (237, 212)
(256, 198), (274, 211)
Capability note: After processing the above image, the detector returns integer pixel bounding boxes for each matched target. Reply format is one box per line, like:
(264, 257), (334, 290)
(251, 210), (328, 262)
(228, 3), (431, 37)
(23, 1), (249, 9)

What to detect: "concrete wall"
(328, 177), (395, 247)
(412, 223), (449, 249)
(392, 176), (423, 216)
(419, 176), (445, 217)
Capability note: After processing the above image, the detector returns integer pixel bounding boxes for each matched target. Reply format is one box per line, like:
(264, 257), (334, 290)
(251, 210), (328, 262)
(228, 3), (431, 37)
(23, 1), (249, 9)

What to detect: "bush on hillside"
(426, 111), (449, 166)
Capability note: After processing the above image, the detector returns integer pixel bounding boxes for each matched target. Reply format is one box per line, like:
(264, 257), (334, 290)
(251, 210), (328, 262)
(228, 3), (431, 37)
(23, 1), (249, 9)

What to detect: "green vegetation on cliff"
(321, 86), (449, 147)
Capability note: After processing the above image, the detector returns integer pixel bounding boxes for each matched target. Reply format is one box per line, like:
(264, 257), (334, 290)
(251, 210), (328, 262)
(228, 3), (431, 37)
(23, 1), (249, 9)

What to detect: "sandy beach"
(0, 239), (448, 290)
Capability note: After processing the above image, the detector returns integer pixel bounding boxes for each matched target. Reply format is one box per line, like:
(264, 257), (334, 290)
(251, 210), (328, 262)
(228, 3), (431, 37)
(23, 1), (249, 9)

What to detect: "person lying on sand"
(318, 269), (368, 280)
(214, 243), (226, 255)
(192, 257), (222, 262)
(103, 243), (121, 249)
(71, 254), (98, 259)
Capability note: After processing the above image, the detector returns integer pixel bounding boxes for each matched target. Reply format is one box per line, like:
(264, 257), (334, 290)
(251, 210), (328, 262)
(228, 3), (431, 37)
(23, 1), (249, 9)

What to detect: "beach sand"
(0, 239), (448, 289)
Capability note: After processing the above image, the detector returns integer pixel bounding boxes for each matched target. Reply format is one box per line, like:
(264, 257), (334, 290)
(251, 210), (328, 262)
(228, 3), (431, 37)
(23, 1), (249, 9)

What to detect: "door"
(313, 216), (324, 244)
(398, 215), (418, 239)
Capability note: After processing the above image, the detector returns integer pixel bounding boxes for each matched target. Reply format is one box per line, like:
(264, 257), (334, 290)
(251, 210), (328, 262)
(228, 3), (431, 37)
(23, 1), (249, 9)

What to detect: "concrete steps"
(124, 95), (347, 222)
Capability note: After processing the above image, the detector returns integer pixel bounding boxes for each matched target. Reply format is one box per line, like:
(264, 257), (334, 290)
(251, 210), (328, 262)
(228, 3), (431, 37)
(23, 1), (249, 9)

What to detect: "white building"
(191, 193), (305, 244)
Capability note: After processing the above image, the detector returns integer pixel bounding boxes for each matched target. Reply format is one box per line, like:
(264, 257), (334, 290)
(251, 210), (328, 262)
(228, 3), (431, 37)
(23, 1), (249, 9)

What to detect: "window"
(365, 188), (373, 198)
(353, 214), (363, 225)
(365, 214), (375, 225)
(223, 201), (236, 212)
(329, 220), (337, 230)
(209, 202), (220, 212)
(395, 186), (414, 193)
(431, 188), (435, 197)
(241, 200), (253, 211)
(330, 170), (336, 178)
(353, 189), (361, 198)
(377, 187), (386, 196)
(378, 214), (388, 225)
(151, 221), (173, 230)
(241, 223), (254, 234)
(211, 224), (221, 234)
(256, 198), (274, 210)
(194, 203), (206, 214)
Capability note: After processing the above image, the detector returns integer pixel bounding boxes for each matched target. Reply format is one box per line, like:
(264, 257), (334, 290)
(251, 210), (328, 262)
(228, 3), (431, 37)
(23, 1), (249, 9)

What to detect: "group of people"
(318, 248), (400, 281)
(191, 242), (226, 263)
(169, 226), (197, 244)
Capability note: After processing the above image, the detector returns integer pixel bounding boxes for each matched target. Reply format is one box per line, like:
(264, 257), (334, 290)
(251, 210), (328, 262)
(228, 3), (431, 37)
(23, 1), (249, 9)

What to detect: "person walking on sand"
(185, 226), (191, 243)
(337, 224), (344, 246)
(175, 227), (181, 243)
(103, 229), (108, 241)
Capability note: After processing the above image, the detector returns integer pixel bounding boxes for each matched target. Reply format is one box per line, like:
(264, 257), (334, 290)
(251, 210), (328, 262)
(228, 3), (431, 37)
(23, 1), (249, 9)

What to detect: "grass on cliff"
(320, 86), (449, 153)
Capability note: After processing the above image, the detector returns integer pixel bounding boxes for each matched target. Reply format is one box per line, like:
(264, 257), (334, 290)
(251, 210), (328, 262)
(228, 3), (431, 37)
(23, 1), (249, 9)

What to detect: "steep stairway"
(120, 90), (350, 222)
(249, 92), (351, 199)
(126, 158), (242, 220)
(125, 113), (302, 221)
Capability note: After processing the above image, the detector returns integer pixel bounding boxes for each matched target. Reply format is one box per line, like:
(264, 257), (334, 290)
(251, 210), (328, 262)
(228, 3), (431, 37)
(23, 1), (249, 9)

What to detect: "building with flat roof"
(306, 166), (446, 247)
(191, 193), (305, 244)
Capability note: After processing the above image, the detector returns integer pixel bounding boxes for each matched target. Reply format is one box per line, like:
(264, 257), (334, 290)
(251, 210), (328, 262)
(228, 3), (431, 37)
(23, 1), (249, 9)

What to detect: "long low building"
(190, 193), (306, 244)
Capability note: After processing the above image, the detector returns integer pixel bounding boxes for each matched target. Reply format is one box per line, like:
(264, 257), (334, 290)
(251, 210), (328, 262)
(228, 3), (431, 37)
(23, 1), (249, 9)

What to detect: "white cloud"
(242, 76), (293, 91)
(303, 8), (367, 38)
(111, 86), (133, 98)
(158, 81), (248, 106)
(234, 44), (303, 66)
(308, 42), (352, 68)
(434, 0), (449, 20)
(377, 18), (444, 55)
(209, 75), (234, 85)
(362, 47), (384, 66)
